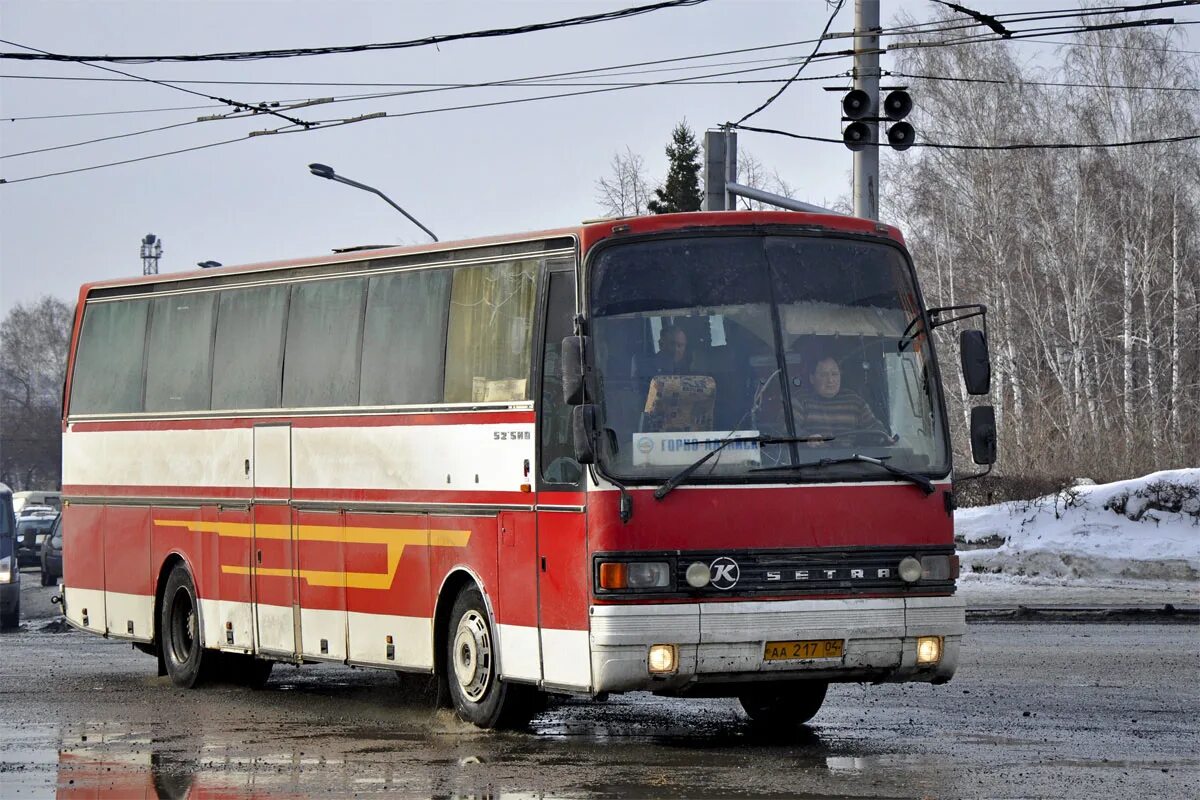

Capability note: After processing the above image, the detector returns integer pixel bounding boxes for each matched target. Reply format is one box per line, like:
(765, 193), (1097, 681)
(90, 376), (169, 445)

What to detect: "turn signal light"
(599, 562), (628, 589)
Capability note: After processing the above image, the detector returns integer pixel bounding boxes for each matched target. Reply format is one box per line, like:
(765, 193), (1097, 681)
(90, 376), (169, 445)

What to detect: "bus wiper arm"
(897, 315), (925, 352)
(752, 453), (935, 495)
(654, 436), (809, 501)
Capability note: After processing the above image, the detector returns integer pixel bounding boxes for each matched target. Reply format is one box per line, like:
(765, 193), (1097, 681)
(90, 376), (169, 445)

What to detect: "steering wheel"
(750, 369), (784, 432)
(842, 429), (897, 446)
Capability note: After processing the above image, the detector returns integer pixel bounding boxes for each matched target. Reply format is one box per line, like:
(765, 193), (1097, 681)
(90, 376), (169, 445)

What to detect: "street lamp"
(197, 260), (222, 269)
(307, 163), (438, 242)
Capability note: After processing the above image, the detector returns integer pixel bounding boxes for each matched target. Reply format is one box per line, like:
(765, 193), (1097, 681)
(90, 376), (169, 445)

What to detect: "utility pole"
(140, 233), (163, 275)
(852, 0), (881, 220)
(703, 127), (840, 215)
(702, 128), (737, 211)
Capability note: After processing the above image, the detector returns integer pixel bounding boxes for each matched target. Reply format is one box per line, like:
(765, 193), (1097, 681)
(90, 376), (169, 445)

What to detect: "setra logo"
(709, 556), (740, 590)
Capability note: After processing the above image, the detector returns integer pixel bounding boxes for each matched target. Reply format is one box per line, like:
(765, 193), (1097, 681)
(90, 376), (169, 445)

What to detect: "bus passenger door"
(251, 424), (298, 658)
(534, 266), (593, 691)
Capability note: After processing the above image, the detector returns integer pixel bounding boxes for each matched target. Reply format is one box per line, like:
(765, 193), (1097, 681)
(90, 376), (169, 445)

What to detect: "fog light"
(898, 556), (923, 583)
(648, 644), (678, 674)
(916, 636), (942, 665)
(685, 561), (710, 588)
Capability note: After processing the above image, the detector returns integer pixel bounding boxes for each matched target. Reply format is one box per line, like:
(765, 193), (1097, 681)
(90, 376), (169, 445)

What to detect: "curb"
(967, 604), (1199, 624)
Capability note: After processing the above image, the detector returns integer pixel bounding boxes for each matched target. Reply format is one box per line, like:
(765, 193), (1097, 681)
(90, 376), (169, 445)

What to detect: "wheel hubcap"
(452, 610), (492, 702)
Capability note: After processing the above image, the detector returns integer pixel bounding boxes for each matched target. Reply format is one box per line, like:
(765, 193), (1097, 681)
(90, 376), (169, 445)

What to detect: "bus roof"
(73, 210), (903, 302)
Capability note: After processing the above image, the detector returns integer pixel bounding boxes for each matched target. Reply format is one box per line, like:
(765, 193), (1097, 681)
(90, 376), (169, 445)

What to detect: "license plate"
(764, 639), (844, 661)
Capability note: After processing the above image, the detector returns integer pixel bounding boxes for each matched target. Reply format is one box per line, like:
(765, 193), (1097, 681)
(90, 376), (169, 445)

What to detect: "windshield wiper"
(897, 315), (925, 352)
(654, 435), (814, 501)
(752, 453), (935, 495)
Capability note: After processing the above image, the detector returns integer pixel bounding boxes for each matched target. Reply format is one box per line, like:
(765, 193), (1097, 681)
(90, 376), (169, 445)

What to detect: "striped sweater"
(793, 390), (885, 437)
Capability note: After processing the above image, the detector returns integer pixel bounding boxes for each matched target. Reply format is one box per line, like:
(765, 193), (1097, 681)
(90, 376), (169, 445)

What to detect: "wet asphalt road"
(1, 569), (1197, 799)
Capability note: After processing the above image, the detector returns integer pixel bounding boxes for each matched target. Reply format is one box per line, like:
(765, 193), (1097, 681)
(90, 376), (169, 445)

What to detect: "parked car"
(40, 513), (63, 586)
(15, 508), (58, 567)
(0, 483), (19, 630)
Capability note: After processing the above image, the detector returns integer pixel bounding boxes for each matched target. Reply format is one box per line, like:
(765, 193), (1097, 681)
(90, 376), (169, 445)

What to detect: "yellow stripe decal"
(153, 519), (470, 590)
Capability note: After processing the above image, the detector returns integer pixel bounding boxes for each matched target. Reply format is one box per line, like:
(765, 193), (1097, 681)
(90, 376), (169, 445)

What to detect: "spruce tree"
(647, 121), (703, 214)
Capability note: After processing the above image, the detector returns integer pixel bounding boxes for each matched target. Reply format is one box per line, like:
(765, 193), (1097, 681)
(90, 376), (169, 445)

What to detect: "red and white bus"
(60, 210), (994, 728)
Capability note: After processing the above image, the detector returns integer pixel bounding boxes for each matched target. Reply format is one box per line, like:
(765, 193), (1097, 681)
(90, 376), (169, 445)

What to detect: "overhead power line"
(2, 101), (224, 122)
(730, 122), (1200, 151)
(931, 1), (1013, 38)
(890, 71), (1200, 92)
(0, 58), (854, 181)
(3, 66), (859, 160)
(1, 118), (208, 158)
(734, 0), (847, 124)
(0, 0), (711, 64)
(0, 38), (315, 129)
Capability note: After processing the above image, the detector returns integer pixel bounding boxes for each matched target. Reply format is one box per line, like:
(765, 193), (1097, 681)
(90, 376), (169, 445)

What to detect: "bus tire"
(160, 563), (213, 688)
(0, 602), (17, 631)
(738, 681), (828, 728)
(445, 586), (539, 729)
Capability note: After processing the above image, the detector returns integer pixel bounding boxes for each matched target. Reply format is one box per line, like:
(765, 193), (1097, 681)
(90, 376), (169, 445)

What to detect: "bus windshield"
(588, 233), (949, 483)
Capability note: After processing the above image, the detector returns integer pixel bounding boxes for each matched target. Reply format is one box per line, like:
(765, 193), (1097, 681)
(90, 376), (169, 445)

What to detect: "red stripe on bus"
(68, 410), (535, 433)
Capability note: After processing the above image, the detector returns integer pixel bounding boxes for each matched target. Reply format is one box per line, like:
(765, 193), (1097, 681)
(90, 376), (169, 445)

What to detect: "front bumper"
(590, 595), (964, 694)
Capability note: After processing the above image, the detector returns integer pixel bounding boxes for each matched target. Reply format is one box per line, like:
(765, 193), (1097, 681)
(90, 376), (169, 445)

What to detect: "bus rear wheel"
(160, 564), (213, 688)
(738, 681), (829, 728)
(445, 586), (539, 729)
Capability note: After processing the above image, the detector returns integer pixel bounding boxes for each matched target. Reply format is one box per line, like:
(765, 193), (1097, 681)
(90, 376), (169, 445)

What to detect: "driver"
(793, 356), (888, 444)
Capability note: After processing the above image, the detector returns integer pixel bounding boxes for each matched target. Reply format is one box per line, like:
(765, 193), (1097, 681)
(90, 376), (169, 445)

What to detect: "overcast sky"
(2, 0), (1196, 317)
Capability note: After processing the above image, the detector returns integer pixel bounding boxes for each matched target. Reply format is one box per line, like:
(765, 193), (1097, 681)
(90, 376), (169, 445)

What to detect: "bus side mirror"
(960, 330), (991, 395)
(562, 335), (589, 405)
(970, 405), (997, 465)
(571, 404), (597, 464)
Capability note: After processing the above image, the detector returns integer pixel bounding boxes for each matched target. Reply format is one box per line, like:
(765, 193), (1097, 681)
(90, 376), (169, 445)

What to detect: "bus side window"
(444, 259), (538, 404)
(538, 270), (582, 488)
(70, 298), (151, 415)
(145, 293), (217, 412)
(283, 276), (367, 408)
(211, 285), (288, 410)
(360, 270), (451, 406)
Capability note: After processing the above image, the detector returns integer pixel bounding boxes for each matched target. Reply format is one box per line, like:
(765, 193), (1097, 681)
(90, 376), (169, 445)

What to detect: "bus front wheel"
(445, 586), (539, 729)
(160, 564), (213, 688)
(738, 681), (829, 728)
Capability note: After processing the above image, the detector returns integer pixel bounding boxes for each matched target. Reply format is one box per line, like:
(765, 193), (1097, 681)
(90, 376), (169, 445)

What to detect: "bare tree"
(734, 151), (801, 210)
(0, 296), (73, 490)
(594, 146), (651, 217)
(885, 9), (1199, 481)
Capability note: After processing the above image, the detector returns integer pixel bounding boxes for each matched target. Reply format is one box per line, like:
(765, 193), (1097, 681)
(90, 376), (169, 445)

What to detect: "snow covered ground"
(953, 469), (1200, 607)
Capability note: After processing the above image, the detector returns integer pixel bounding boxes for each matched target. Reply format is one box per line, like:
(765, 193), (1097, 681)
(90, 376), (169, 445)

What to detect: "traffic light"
(840, 88), (915, 151)
(882, 89), (914, 152)
(841, 88), (874, 152)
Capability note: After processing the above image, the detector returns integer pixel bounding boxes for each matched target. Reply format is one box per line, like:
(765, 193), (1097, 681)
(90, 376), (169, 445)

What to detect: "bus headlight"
(920, 555), (958, 581)
(898, 556), (923, 583)
(598, 561), (671, 590)
(0, 555), (12, 584)
(916, 636), (943, 665)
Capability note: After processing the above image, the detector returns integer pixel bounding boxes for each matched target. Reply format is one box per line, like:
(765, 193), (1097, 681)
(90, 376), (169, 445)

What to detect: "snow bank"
(955, 469), (1200, 582)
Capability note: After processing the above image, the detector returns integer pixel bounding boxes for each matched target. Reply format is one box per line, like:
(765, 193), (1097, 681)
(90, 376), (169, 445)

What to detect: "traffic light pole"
(853, 0), (880, 220)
